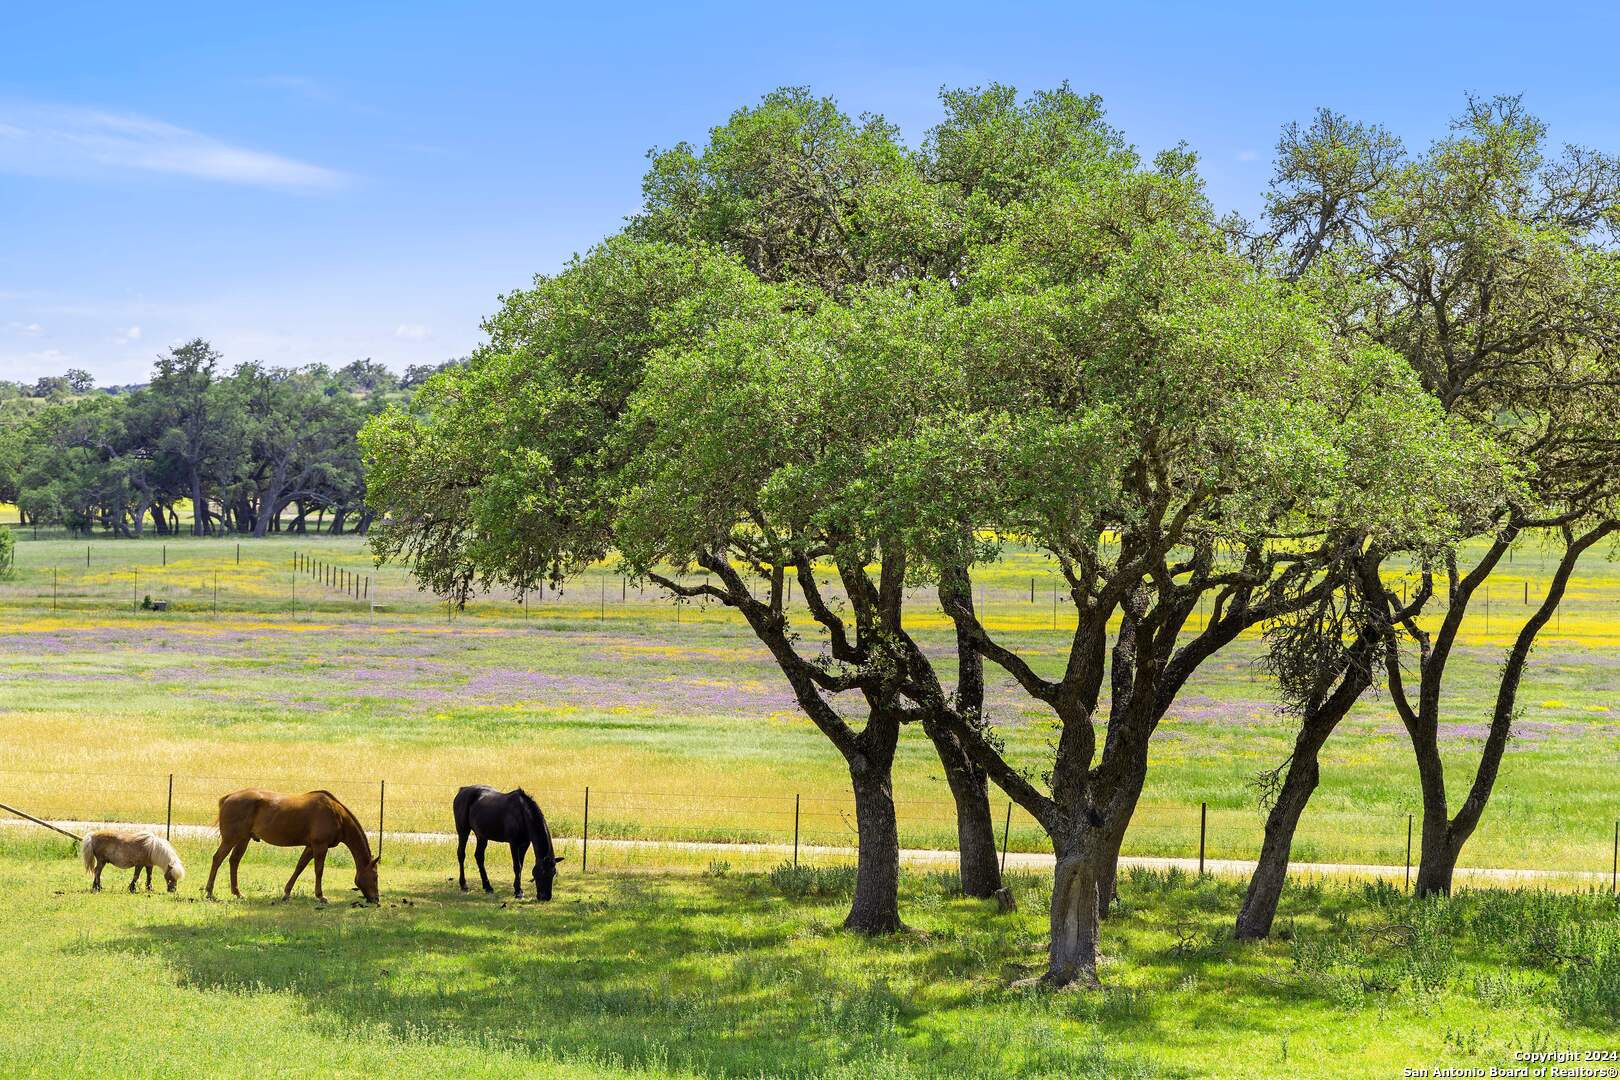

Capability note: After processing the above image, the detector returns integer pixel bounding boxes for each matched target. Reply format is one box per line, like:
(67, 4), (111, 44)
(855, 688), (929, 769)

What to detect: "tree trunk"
(1040, 842), (1103, 988)
(189, 471), (204, 537)
(253, 493), (281, 538)
(845, 753), (903, 934)
(1413, 790), (1459, 898)
(924, 720), (1002, 898)
(1236, 735), (1325, 939)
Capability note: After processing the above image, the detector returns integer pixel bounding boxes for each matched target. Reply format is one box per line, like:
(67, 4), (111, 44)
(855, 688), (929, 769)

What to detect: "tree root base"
(1011, 967), (1102, 991)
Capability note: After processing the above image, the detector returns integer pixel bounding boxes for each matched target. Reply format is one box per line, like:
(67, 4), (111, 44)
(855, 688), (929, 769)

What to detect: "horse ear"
(553, 856), (567, 863)
(372, 857), (382, 868)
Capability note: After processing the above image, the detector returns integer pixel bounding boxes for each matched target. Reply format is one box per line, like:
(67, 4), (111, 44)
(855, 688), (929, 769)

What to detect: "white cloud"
(394, 323), (431, 340)
(5, 321), (43, 335)
(115, 325), (142, 344)
(1236, 149), (1259, 163)
(0, 102), (346, 190)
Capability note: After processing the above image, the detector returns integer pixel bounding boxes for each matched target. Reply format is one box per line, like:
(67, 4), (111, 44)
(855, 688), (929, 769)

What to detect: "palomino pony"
(453, 785), (563, 899)
(206, 789), (380, 903)
(82, 829), (186, 892)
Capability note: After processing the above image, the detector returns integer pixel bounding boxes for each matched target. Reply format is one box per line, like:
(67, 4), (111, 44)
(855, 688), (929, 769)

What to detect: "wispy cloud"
(394, 323), (431, 341)
(114, 325), (142, 344)
(0, 102), (346, 190)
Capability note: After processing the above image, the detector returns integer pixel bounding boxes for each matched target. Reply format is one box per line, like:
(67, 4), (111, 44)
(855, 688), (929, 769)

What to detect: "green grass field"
(3, 531), (1620, 1077)
(2, 831), (1615, 1079)
(1, 533), (1618, 872)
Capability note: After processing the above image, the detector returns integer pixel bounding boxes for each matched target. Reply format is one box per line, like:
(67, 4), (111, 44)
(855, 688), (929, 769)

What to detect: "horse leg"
(228, 840), (249, 898)
(312, 847), (328, 902)
(92, 857), (104, 891)
(457, 827), (470, 892)
(144, 865), (153, 891)
(283, 846), (315, 901)
(129, 865), (142, 893)
(206, 841), (231, 898)
(474, 835), (494, 893)
(511, 839), (527, 899)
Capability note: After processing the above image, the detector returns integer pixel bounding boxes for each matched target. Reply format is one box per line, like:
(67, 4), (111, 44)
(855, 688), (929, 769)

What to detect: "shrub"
(765, 862), (856, 900)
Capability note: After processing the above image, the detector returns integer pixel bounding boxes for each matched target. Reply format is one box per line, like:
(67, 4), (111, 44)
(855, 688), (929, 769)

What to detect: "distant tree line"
(0, 342), (458, 537)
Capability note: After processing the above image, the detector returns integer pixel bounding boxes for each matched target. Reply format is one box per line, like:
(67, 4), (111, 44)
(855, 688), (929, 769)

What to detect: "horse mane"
(311, 790), (373, 859)
(512, 788), (554, 858)
(151, 836), (186, 882)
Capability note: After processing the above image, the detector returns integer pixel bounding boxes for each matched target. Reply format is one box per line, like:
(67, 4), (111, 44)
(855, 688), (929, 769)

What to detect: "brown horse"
(206, 789), (380, 903)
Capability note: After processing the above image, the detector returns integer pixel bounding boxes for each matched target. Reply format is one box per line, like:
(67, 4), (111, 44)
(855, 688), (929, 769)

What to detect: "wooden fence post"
(582, 787), (590, 873)
(378, 780), (385, 857)
(165, 774), (173, 841)
(793, 794), (800, 868)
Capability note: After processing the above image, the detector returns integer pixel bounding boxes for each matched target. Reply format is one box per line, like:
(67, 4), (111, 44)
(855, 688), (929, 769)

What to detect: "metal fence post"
(1000, 801), (1012, 875)
(1198, 802), (1207, 876)
(165, 773), (173, 841)
(582, 786), (590, 873)
(1406, 814), (1413, 892)
(378, 780), (385, 857)
(1612, 820), (1617, 896)
(793, 794), (800, 868)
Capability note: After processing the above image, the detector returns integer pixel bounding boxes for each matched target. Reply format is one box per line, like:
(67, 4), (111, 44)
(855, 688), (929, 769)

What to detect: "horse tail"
(81, 834), (96, 873)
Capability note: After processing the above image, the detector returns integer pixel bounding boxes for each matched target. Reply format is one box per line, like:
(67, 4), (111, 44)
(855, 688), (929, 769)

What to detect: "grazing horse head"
(355, 856), (381, 903)
(154, 837), (186, 892)
(531, 849), (566, 901)
(515, 789), (565, 901)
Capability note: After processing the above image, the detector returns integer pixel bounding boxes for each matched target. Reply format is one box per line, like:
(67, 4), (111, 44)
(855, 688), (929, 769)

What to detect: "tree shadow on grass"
(96, 868), (1425, 1079)
(99, 873), (973, 1077)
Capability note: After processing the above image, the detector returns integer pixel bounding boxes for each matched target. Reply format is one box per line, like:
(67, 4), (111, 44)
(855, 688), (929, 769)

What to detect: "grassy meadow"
(3, 530), (1620, 1078)
(0, 531), (1618, 872)
(2, 830), (1616, 1079)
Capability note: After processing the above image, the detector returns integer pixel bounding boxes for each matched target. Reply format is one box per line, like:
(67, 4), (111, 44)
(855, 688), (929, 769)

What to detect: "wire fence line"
(3, 765), (1616, 890)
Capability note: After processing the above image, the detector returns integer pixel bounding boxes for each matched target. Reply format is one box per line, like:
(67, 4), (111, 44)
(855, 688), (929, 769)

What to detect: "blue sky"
(4, 1), (1618, 385)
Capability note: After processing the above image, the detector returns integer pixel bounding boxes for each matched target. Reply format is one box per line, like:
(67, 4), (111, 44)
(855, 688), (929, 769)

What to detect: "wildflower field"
(2, 533), (1619, 874)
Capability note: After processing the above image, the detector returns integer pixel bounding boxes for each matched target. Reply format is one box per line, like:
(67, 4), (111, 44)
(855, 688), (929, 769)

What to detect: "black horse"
(452, 785), (564, 899)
